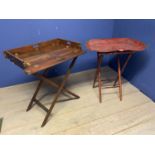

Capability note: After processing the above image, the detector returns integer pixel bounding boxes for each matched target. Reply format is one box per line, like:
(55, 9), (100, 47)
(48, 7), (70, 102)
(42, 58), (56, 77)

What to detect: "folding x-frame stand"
(26, 57), (80, 127)
(93, 52), (133, 103)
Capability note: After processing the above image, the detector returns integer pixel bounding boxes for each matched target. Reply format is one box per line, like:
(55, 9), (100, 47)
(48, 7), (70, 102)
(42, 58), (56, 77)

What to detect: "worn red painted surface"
(87, 38), (146, 53)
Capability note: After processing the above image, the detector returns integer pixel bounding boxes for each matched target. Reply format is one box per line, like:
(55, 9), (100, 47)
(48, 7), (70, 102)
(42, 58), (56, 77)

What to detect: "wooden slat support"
(92, 53), (133, 102)
(113, 53), (133, 86)
(26, 57), (80, 127)
(34, 74), (80, 99)
(34, 99), (49, 113)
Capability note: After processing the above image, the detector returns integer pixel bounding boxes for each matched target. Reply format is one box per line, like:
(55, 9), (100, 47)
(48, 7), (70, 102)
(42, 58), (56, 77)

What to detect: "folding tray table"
(4, 38), (84, 127)
(87, 38), (146, 103)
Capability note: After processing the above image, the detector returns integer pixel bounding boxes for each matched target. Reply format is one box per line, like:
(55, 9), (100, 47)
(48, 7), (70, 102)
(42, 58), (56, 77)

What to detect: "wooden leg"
(26, 80), (43, 111)
(113, 53), (132, 86)
(26, 70), (49, 111)
(97, 53), (103, 103)
(93, 54), (103, 88)
(34, 74), (80, 99)
(41, 57), (78, 127)
(93, 69), (98, 88)
(117, 55), (122, 101)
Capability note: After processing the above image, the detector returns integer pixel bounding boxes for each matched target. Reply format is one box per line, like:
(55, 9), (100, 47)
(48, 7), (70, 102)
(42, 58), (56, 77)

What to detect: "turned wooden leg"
(97, 52), (103, 103)
(117, 55), (122, 101)
(113, 53), (132, 87)
(93, 69), (98, 88)
(93, 53), (103, 88)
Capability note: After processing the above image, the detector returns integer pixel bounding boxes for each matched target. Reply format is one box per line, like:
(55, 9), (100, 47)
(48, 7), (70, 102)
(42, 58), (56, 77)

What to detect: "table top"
(86, 38), (146, 54)
(4, 38), (84, 74)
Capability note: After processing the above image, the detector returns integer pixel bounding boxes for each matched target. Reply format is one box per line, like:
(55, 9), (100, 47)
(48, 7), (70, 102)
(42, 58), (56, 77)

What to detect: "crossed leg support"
(93, 53), (133, 102)
(26, 57), (80, 127)
(113, 53), (133, 87)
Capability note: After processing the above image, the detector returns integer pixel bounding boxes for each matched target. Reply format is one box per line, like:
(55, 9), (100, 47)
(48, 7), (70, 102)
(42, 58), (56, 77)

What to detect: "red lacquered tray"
(86, 38), (146, 53)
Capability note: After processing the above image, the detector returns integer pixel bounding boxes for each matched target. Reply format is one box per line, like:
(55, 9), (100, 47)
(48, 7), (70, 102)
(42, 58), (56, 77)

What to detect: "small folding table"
(87, 38), (146, 103)
(4, 38), (84, 127)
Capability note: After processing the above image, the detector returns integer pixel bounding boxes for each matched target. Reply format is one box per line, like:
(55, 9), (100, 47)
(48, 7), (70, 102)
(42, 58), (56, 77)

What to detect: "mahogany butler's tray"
(4, 38), (83, 74)
(4, 38), (84, 127)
